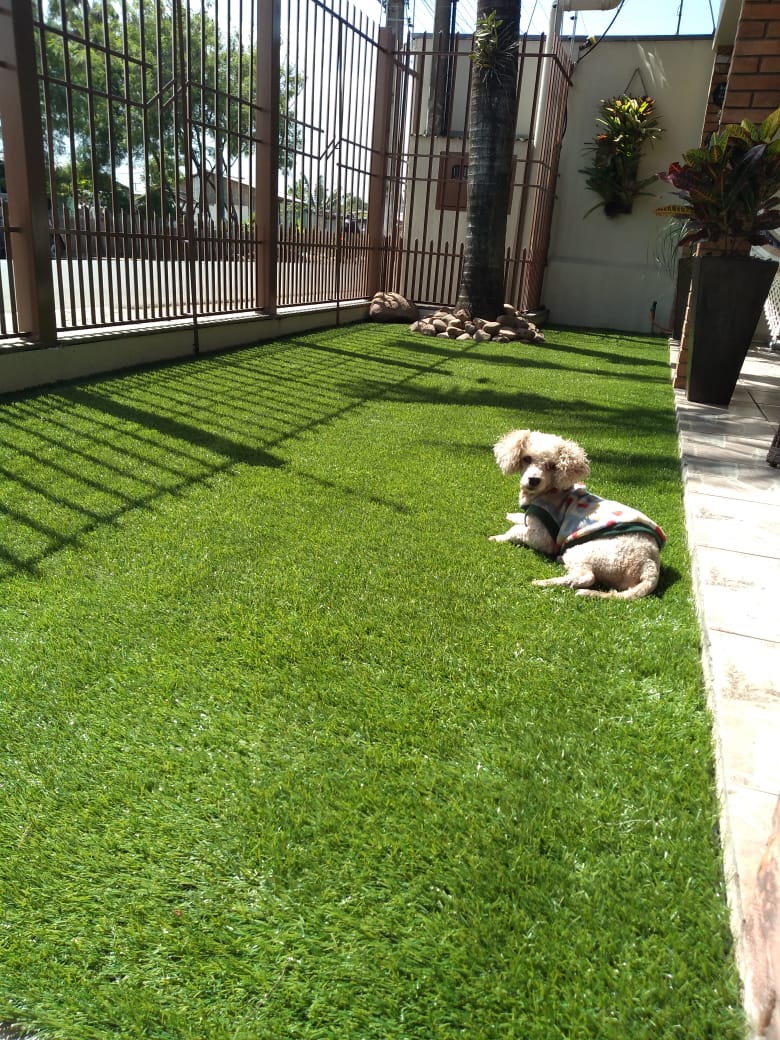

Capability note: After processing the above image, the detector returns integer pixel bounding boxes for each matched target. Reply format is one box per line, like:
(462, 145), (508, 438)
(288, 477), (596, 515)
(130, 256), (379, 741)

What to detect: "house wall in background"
(542, 36), (714, 334)
(719, 0), (780, 127)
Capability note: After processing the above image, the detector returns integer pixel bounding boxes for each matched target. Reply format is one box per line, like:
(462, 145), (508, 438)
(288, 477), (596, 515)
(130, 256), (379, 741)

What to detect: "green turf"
(0, 323), (744, 1038)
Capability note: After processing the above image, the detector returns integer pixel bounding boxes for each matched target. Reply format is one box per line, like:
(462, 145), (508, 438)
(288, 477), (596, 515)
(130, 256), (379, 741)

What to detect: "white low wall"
(543, 36), (715, 334)
(0, 303), (369, 397)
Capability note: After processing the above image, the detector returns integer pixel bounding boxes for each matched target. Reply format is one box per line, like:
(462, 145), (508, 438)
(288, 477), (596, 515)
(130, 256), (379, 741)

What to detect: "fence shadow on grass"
(0, 325), (680, 580)
(0, 329), (476, 579)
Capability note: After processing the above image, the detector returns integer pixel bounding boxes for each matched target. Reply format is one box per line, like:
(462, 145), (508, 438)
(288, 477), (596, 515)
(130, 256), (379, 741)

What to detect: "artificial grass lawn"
(0, 324), (743, 1039)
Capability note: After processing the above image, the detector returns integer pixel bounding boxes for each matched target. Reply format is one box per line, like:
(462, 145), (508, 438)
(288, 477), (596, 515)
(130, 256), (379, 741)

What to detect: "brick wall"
(702, 45), (734, 141)
(720, 0), (780, 125)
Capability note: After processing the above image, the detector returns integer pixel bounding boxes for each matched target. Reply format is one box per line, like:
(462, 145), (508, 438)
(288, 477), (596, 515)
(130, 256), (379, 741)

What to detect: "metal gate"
(0, 0), (391, 341)
(384, 28), (572, 313)
(0, 0), (571, 349)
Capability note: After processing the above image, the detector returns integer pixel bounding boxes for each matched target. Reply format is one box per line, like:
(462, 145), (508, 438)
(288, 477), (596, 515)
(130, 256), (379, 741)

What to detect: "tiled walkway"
(674, 346), (780, 1028)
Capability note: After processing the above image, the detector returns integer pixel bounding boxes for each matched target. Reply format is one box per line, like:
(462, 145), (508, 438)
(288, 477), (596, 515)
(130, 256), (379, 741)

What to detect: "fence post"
(255, 0), (280, 315)
(366, 26), (394, 297)
(0, 1), (57, 343)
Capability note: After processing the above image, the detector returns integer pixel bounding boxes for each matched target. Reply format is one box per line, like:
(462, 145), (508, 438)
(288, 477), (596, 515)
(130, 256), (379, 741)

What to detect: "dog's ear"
(493, 429), (530, 474)
(555, 438), (590, 483)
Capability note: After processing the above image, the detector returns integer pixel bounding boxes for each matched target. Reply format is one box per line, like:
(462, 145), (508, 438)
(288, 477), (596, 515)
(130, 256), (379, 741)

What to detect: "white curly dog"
(489, 429), (666, 600)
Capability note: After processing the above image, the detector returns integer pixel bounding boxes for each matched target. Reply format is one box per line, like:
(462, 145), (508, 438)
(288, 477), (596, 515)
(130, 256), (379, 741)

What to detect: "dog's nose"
(526, 476), (541, 488)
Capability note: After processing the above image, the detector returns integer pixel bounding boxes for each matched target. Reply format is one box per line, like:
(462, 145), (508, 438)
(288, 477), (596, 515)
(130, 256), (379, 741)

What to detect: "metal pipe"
(533, 0), (622, 148)
(561, 0), (622, 11)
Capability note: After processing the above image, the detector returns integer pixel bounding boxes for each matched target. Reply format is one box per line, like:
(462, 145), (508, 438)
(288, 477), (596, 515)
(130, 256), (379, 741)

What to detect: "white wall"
(543, 36), (714, 333)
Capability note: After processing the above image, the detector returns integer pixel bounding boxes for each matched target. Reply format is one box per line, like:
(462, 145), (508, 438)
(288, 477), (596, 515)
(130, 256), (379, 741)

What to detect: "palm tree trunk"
(457, 0), (520, 318)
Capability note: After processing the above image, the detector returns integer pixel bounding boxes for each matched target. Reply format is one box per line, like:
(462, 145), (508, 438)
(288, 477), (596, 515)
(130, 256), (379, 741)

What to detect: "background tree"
(41, 0), (303, 224)
(288, 175), (367, 231)
(456, 0), (520, 318)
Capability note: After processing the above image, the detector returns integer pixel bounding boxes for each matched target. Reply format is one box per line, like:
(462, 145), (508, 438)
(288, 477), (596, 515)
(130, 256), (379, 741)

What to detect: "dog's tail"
(576, 557), (661, 601)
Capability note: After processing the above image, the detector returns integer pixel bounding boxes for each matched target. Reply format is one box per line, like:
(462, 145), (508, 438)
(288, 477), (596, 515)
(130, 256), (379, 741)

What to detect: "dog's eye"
(522, 455), (532, 465)
(544, 462), (557, 472)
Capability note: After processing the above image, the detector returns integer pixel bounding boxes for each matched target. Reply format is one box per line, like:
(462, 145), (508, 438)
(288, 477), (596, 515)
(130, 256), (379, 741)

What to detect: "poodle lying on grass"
(489, 429), (666, 600)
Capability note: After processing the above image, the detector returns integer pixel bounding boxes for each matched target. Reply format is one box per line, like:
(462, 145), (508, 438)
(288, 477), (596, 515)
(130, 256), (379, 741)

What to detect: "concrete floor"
(674, 346), (780, 1035)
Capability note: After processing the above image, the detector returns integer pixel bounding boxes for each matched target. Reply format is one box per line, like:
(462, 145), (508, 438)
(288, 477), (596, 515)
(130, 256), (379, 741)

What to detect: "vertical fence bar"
(255, 0), (280, 313)
(508, 35), (543, 306)
(174, 0), (200, 348)
(366, 25), (393, 297)
(523, 36), (571, 311)
(0, 1), (57, 342)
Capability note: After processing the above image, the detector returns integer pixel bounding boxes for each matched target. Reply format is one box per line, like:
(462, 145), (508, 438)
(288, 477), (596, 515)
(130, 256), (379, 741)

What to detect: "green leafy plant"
(470, 11), (517, 85)
(654, 216), (688, 280)
(581, 94), (663, 217)
(656, 106), (780, 252)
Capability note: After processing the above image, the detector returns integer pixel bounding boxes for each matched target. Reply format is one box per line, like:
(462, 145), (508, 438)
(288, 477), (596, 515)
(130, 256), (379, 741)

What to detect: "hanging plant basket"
(580, 94), (663, 217)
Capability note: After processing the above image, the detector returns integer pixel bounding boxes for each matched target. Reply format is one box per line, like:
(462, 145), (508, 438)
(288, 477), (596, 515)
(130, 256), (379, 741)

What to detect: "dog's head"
(493, 429), (590, 502)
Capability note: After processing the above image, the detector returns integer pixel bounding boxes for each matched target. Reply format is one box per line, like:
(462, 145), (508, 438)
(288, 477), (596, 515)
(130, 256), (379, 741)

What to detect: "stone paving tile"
(682, 463), (780, 503)
(708, 629), (780, 708)
(675, 348), (780, 1037)
(693, 547), (780, 643)
(717, 694), (780, 796)
(721, 783), (780, 927)
(708, 630), (780, 806)
(678, 419), (777, 453)
(680, 437), (776, 466)
(685, 493), (780, 557)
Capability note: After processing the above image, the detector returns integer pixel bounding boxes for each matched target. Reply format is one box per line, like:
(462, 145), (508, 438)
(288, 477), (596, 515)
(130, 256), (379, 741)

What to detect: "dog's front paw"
(489, 525), (526, 544)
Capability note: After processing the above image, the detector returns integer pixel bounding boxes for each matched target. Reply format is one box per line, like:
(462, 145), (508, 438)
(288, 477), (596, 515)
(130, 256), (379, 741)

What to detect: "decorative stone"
(369, 291), (419, 323)
(409, 303), (546, 345)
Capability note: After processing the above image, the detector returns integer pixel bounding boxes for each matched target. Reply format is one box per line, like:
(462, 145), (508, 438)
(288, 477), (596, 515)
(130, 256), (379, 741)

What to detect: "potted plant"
(656, 107), (780, 405)
(581, 95), (663, 217)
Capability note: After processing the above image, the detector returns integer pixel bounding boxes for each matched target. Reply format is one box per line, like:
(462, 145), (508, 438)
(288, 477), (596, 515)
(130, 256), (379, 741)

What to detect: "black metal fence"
(383, 30), (572, 313)
(0, 0), (571, 348)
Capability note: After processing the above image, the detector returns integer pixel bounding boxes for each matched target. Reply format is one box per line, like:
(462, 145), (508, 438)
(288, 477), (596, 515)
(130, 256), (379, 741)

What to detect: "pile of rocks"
(368, 291), (420, 323)
(409, 303), (545, 344)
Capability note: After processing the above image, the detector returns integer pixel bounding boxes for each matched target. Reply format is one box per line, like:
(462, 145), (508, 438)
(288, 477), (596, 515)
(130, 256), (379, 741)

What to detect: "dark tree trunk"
(428, 0), (453, 136)
(457, 0), (520, 319)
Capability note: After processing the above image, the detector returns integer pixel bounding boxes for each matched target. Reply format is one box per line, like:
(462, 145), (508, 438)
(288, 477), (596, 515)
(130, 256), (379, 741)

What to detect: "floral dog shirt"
(524, 484), (667, 553)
